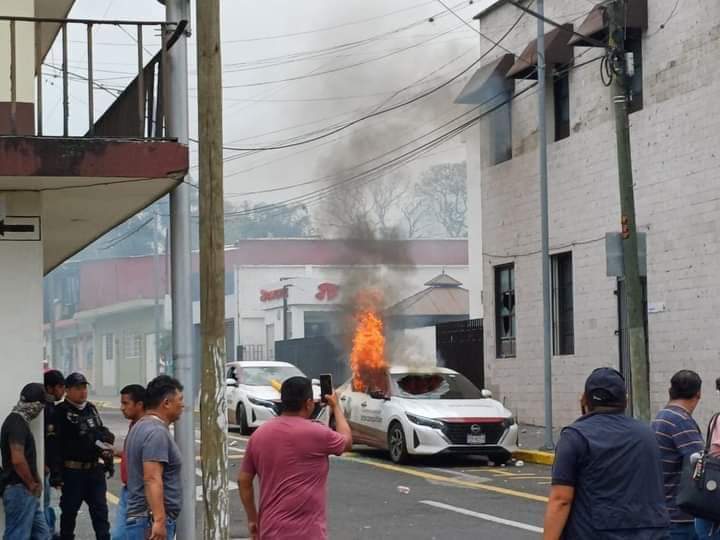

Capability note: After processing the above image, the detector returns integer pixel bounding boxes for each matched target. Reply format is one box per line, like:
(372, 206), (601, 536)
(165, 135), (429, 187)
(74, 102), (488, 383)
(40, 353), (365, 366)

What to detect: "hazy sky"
(49, 1), (500, 213)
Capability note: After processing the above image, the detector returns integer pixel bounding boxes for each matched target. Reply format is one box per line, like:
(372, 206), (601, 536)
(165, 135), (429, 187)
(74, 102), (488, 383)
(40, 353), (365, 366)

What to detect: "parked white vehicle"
(318, 366), (519, 464)
(225, 361), (321, 434)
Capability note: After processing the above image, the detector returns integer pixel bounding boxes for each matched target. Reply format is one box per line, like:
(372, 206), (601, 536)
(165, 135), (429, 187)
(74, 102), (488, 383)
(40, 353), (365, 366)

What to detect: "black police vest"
(561, 412), (670, 539)
(56, 402), (104, 463)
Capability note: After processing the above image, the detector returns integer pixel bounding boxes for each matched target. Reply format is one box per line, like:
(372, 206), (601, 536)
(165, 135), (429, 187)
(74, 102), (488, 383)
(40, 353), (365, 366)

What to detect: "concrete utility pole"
(608, 0), (650, 420)
(164, 0), (196, 537)
(536, 0), (554, 450)
(196, 0), (229, 537)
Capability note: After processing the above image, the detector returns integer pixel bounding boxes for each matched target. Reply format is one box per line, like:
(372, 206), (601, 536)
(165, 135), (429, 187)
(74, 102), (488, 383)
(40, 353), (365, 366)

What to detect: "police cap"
(65, 372), (90, 388)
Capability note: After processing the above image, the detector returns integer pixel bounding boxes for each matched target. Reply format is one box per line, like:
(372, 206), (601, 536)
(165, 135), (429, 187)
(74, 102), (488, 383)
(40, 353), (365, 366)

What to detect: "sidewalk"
(512, 424), (562, 466)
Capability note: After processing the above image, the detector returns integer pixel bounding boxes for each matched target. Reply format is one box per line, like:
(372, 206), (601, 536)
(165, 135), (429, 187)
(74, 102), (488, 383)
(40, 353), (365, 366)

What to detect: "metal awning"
(454, 53), (515, 107)
(506, 24), (574, 80)
(569, 0), (648, 47)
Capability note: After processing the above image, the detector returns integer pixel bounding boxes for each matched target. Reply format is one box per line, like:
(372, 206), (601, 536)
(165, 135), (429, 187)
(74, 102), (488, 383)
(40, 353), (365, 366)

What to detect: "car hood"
(242, 384), (321, 401)
(397, 398), (510, 420)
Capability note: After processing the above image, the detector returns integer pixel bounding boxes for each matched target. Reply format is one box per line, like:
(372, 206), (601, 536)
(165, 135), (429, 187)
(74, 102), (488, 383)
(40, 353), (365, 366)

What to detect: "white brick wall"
(468, 0), (720, 428)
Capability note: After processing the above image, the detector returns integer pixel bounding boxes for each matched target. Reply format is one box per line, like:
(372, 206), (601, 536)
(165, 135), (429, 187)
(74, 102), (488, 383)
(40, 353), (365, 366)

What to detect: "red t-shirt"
(120, 420), (137, 485)
(240, 416), (348, 540)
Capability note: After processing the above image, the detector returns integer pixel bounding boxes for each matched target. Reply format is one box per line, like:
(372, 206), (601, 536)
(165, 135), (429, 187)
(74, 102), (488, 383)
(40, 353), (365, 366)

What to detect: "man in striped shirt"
(652, 370), (705, 540)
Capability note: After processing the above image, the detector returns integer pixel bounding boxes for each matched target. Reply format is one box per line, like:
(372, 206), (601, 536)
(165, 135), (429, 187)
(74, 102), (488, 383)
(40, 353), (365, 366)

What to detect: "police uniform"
(48, 373), (114, 540)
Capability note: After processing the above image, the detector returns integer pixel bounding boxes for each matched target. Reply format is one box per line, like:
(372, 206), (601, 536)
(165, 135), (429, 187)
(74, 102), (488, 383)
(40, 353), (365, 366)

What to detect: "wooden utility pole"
(196, 0), (229, 537)
(608, 0), (650, 420)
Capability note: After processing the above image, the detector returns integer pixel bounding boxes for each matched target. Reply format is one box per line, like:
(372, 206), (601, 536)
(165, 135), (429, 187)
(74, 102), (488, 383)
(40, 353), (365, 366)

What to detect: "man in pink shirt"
(239, 376), (352, 540)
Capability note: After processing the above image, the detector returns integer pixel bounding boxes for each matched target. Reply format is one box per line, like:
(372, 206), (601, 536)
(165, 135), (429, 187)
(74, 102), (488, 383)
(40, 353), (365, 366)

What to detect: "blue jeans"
(110, 487), (128, 540)
(696, 518), (720, 539)
(43, 475), (56, 536)
(2, 483), (51, 540)
(125, 516), (176, 540)
(671, 522), (700, 540)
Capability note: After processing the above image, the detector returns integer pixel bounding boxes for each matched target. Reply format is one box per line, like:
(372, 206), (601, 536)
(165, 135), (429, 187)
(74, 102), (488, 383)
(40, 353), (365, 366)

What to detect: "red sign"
(260, 288), (287, 302)
(316, 283), (339, 301)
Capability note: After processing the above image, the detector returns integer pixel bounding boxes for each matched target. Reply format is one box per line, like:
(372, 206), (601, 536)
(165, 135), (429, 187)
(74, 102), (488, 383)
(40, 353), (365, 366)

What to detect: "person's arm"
(326, 393), (352, 453)
(9, 444), (41, 496)
(543, 485), (575, 540)
(238, 471), (258, 540)
(143, 461), (167, 540)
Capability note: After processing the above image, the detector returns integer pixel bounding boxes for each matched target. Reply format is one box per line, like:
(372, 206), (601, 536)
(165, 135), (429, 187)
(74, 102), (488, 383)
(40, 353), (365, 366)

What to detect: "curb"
(512, 449), (555, 466)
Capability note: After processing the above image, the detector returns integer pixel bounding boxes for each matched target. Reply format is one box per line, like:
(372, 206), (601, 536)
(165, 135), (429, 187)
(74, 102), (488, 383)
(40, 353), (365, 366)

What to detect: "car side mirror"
(369, 390), (390, 401)
(311, 378), (320, 386)
(226, 378), (238, 387)
(481, 389), (493, 399)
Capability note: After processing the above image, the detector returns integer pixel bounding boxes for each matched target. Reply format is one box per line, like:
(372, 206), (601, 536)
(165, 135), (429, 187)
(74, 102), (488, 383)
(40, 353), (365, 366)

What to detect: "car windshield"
(390, 372), (484, 400)
(239, 365), (304, 386)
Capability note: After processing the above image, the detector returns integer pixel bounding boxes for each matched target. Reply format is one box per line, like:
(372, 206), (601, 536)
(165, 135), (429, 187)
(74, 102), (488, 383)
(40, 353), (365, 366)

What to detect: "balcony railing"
(0, 15), (187, 138)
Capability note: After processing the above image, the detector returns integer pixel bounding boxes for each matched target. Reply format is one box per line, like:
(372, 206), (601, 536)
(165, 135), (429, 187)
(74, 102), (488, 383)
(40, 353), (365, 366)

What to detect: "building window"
(103, 334), (114, 361)
(490, 92), (512, 165)
(495, 265), (516, 358)
(626, 29), (643, 114)
(553, 67), (570, 141)
(125, 333), (143, 359)
(552, 252), (574, 355)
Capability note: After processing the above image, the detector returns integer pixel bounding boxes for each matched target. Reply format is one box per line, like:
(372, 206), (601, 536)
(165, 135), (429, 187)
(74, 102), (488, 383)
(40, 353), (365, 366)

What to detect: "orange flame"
(350, 290), (389, 393)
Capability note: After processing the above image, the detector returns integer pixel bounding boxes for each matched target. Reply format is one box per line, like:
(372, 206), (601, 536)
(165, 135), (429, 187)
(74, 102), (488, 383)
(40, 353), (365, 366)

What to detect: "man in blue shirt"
(544, 367), (670, 539)
(652, 370), (705, 540)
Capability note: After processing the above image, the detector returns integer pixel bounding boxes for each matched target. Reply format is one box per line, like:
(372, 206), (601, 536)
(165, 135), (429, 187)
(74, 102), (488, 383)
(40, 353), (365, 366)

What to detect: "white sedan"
(320, 366), (518, 464)
(225, 361), (321, 434)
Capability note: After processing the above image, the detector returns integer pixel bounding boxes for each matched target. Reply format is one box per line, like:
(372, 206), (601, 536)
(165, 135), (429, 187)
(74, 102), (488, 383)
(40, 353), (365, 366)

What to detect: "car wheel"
(387, 422), (409, 464)
(238, 403), (251, 436)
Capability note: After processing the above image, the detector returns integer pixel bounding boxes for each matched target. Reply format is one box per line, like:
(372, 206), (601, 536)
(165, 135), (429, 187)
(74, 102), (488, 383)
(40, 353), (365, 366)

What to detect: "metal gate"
(436, 319), (484, 390)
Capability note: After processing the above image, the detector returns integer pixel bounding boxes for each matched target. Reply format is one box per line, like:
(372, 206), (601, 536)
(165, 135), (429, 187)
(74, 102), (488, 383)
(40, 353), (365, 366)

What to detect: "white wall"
(0, 0), (35, 103)
(0, 192), (44, 527)
(474, 0), (720, 428)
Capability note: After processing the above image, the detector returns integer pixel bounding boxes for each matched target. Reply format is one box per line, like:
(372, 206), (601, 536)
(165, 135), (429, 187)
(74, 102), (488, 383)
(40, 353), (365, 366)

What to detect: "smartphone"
(320, 374), (333, 403)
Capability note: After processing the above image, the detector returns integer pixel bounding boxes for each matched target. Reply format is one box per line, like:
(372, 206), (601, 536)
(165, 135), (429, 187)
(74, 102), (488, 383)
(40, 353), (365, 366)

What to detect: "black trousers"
(59, 467), (110, 540)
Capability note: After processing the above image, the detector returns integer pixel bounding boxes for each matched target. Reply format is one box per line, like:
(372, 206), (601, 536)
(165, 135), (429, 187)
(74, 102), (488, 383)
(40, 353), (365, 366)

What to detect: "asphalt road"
(66, 410), (550, 539)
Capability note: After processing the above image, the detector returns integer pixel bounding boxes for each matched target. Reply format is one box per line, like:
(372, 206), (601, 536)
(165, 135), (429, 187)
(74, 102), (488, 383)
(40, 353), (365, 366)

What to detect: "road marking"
(107, 491), (119, 505)
(340, 456), (548, 503)
(419, 500), (544, 533)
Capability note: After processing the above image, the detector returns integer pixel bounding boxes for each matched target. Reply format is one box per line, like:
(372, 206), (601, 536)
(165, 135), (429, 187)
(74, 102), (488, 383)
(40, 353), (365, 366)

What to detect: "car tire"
(238, 403), (251, 436)
(387, 422), (409, 464)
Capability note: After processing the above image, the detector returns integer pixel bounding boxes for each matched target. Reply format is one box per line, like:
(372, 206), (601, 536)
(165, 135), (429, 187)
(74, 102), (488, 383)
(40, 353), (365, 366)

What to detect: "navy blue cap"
(65, 372), (89, 387)
(585, 367), (626, 405)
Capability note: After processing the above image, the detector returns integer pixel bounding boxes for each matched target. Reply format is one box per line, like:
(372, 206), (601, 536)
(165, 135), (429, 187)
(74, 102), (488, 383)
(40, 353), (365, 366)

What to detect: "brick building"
(460, 0), (720, 427)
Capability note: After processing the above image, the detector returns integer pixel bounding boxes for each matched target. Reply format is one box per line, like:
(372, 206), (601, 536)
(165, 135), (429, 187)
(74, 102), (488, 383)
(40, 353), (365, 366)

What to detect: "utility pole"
(608, 0), (650, 420)
(196, 0), (229, 537)
(164, 0), (196, 537)
(537, 0), (554, 449)
(152, 204), (161, 377)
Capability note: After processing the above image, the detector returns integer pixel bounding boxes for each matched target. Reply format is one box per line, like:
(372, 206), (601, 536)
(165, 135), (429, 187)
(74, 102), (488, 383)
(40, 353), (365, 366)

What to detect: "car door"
(352, 374), (391, 449)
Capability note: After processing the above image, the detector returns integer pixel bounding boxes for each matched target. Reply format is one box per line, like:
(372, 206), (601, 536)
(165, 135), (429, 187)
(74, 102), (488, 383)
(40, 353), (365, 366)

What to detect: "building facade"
(461, 0), (720, 427)
(47, 239), (469, 395)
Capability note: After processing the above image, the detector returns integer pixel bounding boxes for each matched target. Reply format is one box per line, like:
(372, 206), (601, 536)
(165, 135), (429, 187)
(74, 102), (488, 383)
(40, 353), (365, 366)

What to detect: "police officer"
(44, 368), (65, 539)
(48, 372), (115, 540)
(542, 368), (670, 539)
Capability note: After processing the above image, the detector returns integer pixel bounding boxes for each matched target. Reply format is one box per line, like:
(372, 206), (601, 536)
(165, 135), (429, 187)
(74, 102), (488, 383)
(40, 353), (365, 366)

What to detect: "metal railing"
(0, 15), (186, 137)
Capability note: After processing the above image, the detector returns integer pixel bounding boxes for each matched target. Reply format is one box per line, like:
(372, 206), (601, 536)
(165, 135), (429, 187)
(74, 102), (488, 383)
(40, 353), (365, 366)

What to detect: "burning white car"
(225, 361), (321, 434)
(320, 366), (518, 464)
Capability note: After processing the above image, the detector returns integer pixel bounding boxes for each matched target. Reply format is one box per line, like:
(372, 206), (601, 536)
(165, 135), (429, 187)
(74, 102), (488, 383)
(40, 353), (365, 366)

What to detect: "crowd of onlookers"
(544, 369), (720, 540)
(1, 370), (185, 540)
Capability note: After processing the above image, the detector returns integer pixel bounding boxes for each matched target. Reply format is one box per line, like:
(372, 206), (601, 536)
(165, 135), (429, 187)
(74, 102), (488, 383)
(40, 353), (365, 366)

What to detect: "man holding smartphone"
(239, 376), (352, 540)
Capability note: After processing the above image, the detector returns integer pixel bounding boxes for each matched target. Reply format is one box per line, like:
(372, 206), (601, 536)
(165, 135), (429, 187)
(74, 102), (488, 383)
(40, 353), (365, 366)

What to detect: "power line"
(219, 24), (465, 88)
(434, 0), (514, 54)
(221, 1), (442, 43)
(210, 7), (528, 153)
